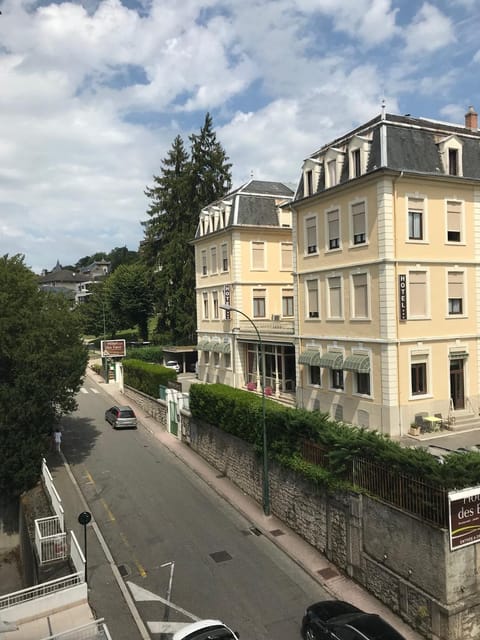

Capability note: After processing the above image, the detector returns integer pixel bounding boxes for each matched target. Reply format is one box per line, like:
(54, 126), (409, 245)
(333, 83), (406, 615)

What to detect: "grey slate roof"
(38, 269), (89, 284)
(236, 194), (279, 225)
(294, 111), (480, 202)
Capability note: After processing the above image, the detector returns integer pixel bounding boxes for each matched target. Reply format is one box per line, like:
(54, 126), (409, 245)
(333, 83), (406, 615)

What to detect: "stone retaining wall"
(182, 412), (480, 640)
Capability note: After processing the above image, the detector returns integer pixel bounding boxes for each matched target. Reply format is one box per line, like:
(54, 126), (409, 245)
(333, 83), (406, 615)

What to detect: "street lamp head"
(220, 304), (232, 311)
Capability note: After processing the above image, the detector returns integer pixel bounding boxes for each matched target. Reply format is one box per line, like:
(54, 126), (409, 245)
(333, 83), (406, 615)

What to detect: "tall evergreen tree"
(142, 117), (232, 344)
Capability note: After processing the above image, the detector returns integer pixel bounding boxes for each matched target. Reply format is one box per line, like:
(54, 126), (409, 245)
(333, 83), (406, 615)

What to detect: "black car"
(301, 600), (406, 640)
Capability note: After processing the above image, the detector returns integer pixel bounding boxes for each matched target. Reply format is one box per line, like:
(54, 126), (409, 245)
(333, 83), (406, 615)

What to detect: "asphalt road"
(61, 375), (330, 639)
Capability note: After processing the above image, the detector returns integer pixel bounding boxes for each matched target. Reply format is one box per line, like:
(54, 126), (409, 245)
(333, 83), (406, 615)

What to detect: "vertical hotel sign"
(223, 284), (231, 319)
(448, 486), (480, 551)
(399, 275), (407, 320)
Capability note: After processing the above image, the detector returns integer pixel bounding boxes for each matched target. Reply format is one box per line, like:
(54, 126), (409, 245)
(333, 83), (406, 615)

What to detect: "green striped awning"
(299, 350), (321, 366)
(318, 351), (343, 369)
(197, 340), (212, 351)
(212, 342), (231, 353)
(343, 354), (370, 373)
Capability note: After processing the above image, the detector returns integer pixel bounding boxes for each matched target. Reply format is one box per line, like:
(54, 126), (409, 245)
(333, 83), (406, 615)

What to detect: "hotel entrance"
(450, 358), (465, 410)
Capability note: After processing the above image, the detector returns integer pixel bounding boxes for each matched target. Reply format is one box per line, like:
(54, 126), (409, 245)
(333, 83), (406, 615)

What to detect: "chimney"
(465, 106), (478, 131)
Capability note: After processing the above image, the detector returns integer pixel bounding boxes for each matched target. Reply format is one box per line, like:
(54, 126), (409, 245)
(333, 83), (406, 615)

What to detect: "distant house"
(38, 260), (111, 304)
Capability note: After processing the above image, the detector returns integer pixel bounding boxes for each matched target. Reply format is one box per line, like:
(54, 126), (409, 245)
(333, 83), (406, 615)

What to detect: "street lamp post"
(220, 303), (270, 516)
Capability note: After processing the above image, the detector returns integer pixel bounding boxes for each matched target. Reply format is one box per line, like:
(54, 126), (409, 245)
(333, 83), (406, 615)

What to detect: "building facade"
(293, 107), (480, 436)
(193, 180), (296, 400)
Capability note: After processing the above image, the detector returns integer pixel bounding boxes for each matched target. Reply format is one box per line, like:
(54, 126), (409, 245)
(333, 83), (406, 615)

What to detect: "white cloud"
(0, 0), (477, 272)
(403, 3), (455, 55)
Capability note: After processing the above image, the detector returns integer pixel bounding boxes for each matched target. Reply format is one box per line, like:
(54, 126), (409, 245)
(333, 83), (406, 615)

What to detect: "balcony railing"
(236, 317), (294, 335)
(35, 516), (68, 564)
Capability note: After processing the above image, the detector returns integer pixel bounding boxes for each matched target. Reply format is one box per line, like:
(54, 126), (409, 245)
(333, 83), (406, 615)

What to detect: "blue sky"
(0, 0), (479, 272)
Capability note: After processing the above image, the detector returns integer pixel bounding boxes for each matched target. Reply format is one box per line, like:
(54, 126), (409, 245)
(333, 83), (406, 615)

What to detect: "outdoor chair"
(434, 413), (447, 429)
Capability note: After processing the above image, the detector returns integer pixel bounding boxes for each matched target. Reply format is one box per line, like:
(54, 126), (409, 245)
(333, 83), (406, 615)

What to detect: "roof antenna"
(381, 97), (386, 120)
(250, 169), (254, 179)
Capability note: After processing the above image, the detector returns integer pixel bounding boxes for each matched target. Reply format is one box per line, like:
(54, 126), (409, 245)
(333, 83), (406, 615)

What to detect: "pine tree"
(142, 117), (232, 344)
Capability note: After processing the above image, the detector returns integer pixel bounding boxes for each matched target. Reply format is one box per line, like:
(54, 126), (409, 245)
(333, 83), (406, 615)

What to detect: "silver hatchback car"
(105, 405), (137, 429)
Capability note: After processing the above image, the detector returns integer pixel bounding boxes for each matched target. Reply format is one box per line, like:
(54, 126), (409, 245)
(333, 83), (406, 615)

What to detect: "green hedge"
(123, 359), (176, 397)
(125, 345), (164, 363)
(189, 383), (480, 490)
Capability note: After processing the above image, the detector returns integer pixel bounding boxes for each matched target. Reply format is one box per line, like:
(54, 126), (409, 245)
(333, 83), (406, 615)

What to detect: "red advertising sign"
(448, 486), (480, 550)
(101, 339), (126, 358)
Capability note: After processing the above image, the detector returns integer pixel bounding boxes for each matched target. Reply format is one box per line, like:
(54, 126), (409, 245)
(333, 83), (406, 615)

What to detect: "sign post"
(78, 511), (92, 582)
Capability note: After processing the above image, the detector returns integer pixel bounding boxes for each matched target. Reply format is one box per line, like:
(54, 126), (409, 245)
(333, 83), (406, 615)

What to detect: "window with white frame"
(438, 137), (463, 177)
(253, 289), (266, 318)
(331, 368), (344, 390)
(408, 197), (424, 241)
(252, 241), (265, 270)
(306, 279), (319, 318)
(351, 201), (366, 245)
(213, 351), (219, 366)
(221, 243), (228, 271)
(352, 273), (368, 319)
(448, 271), (464, 315)
(351, 148), (361, 178)
(202, 292), (209, 319)
(212, 291), (219, 319)
(408, 270), (428, 317)
(224, 352), (231, 368)
(210, 246), (217, 273)
(201, 250), (207, 275)
(282, 289), (294, 317)
(305, 169), (313, 196)
(327, 276), (342, 318)
(446, 200), (462, 243)
(306, 216), (317, 254)
(411, 354), (428, 396)
(310, 366), (321, 386)
(327, 209), (340, 250)
(356, 371), (370, 395)
(281, 242), (293, 270)
(449, 148), (459, 176)
(327, 160), (337, 187)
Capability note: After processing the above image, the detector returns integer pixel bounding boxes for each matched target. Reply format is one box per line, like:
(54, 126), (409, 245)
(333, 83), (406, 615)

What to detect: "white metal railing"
(41, 618), (112, 640)
(35, 516), (67, 564)
(42, 458), (65, 530)
(70, 530), (85, 580)
(0, 573), (83, 610)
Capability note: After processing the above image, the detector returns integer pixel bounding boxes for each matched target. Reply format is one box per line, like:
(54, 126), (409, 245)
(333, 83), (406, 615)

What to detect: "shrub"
(125, 345), (164, 363)
(123, 359), (176, 397)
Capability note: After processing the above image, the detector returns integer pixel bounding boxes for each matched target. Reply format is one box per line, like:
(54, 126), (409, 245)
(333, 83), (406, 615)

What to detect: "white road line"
(147, 621), (189, 634)
(127, 581), (200, 622)
(80, 388), (88, 394)
(89, 388), (100, 394)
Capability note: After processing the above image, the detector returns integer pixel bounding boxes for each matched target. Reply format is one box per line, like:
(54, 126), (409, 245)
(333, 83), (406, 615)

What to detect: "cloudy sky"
(0, 0), (479, 273)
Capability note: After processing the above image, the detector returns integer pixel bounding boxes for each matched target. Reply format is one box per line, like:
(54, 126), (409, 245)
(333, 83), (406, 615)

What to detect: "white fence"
(42, 457), (65, 530)
(0, 573), (83, 610)
(42, 618), (112, 640)
(35, 516), (68, 564)
(70, 530), (85, 579)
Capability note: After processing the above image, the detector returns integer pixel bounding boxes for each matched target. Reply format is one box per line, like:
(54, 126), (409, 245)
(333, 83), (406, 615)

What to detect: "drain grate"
(249, 527), (262, 536)
(317, 567), (339, 580)
(210, 550), (232, 563)
(118, 564), (129, 578)
(270, 529), (285, 537)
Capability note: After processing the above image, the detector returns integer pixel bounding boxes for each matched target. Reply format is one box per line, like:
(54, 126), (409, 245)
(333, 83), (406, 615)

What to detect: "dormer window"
(352, 149), (361, 177)
(302, 160), (320, 197)
(306, 170), (313, 196)
(449, 149), (458, 176)
(438, 136), (463, 177)
(327, 160), (337, 187)
(347, 135), (371, 180)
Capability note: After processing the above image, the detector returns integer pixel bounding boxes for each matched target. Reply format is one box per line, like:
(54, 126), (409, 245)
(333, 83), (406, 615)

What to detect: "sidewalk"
(83, 368), (423, 640)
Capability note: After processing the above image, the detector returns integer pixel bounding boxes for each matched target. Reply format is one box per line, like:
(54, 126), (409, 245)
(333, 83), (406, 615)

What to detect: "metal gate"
(169, 400), (178, 436)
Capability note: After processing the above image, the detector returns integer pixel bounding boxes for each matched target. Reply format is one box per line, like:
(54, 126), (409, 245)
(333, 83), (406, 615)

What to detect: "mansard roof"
(195, 179), (293, 238)
(294, 110), (480, 201)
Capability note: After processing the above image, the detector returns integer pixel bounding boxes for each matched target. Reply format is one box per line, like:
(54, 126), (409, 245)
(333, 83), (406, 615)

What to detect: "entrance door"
(450, 359), (465, 410)
(169, 400), (178, 436)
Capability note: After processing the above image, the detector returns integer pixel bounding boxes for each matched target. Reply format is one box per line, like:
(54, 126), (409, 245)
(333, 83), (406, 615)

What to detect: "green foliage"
(189, 383), (480, 491)
(123, 359), (176, 397)
(105, 263), (154, 341)
(0, 255), (88, 496)
(142, 115), (232, 344)
(125, 345), (164, 363)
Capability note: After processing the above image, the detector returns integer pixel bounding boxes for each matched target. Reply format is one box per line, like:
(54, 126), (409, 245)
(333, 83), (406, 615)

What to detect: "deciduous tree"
(0, 255), (88, 496)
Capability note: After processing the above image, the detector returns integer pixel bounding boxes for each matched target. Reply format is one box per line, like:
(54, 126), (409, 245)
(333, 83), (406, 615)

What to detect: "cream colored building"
(193, 180), (296, 399)
(292, 107), (480, 436)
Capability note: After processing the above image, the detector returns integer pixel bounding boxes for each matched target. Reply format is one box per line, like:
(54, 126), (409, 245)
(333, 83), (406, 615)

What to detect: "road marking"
(83, 469), (95, 485)
(80, 388), (88, 394)
(90, 387), (100, 394)
(100, 498), (116, 522)
(147, 621), (189, 634)
(120, 532), (147, 577)
(127, 581), (200, 621)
